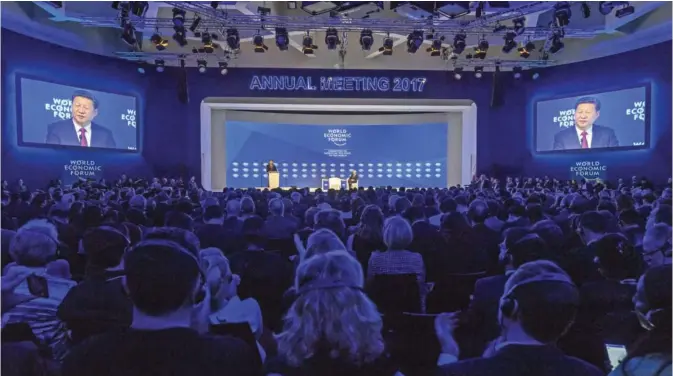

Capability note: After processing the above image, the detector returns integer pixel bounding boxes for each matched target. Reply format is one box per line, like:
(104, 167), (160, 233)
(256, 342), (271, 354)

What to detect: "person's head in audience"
(9, 219), (58, 268)
(241, 216), (265, 250)
(530, 220), (564, 254)
(383, 216), (413, 251)
(592, 233), (643, 280)
(282, 198), (294, 216)
(497, 260), (579, 347)
(394, 197), (411, 216)
(467, 200), (489, 225)
(163, 211), (194, 231)
(576, 211), (608, 246)
(499, 227), (533, 267)
(129, 195), (146, 211)
(143, 227), (200, 257)
(314, 209), (345, 240)
(411, 194), (424, 208)
(268, 198), (284, 217)
(647, 204), (672, 230)
(276, 251), (384, 367)
(620, 264), (672, 374)
(203, 205), (225, 225)
(501, 233), (548, 273)
(240, 196), (256, 217)
(357, 205), (384, 243)
(303, 207), (321, 229)
(440, 211), (472, 242)
(304, 228), (346, 261)
(199, 248), (238, 311)
(221, 199), (239, 219)
(403, 206), (426, 224)
(123, 239), (204, 330)
(82, 226), (130, 274)
(642, 223), (672, 268)
(439, 197), (457, 214)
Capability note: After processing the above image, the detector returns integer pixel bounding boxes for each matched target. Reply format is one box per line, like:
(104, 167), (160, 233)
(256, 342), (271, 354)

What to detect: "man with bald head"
(262, 198), (298, 239)
(468, 199), (501, 273)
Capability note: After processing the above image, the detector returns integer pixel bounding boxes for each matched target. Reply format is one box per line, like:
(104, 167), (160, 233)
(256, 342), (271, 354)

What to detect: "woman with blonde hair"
(302, 228), (347, 261)
(269, 251), (398, 376)
(199, 248), (265, 360)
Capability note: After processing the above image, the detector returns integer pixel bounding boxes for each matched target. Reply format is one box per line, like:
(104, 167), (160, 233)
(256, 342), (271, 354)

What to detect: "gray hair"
(383, 216), (413, 250)
(269, 198), (285, 216)
(10, 219), (59, 267)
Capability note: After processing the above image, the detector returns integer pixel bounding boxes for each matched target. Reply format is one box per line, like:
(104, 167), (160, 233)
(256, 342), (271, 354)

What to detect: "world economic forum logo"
(324, 128), (351, 147)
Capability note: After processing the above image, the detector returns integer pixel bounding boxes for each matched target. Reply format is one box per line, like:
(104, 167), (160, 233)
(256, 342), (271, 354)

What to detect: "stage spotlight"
(275, 27), (289, 50)
(302, 33), (318, 54)
(150, 33), (168, 50)
(502, 32), (517, 53)
(474, 38), (488, 59)
(581, 2), (591, 18)
(615, 3), (635, 17)
(406, 30), (424, 54)
(549, 34), (564, 54)
(532, 72), (540, 80)
(426, 36), (445, 57)
(452, 33), (467, 54)
(218, 61), (228, 75)
(202, 33), (215, 53)
(197, 59), (207, 73)
(226, 29), (240, 50)
(172, 8), (186, 27)
(518, 40), (535, 58)
(155, 59), (165, 73)
(189, 16), (201, 33)
(130, 1), (148, 17)
(474, 66), (484, 78)
(512, 17), (526, 35)
(360, 29), (373, 51)
(378, 35), (394, 56)
(554, 2), (572, 27)
(253, 33), (269, 53)
(453, 67), (464, 80)
(172, 26), (188, 47)
(513, 67), (522, 79)
(121, 23), (137, 46)
(325, 28), (340, 50)
(599, 1), (633, 16)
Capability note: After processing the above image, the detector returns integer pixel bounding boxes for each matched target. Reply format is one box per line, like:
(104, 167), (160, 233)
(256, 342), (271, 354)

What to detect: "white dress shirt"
(73, 120), (92, 147)
(575, 126), (593, 148)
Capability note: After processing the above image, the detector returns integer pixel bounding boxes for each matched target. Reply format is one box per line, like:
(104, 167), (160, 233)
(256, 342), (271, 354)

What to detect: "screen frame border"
(533, 82), (651, 155)
(15, 73), (141, 153)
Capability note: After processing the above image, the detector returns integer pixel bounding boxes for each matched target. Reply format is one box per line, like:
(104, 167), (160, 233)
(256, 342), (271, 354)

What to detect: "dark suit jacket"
(262, 215), (298, 239)
(45, 120), (116, 148)
(437, 344), (603, 376)
(266, 164), (278, 173)
(552, 125), (619, 150)
(462, 274), (510, 357)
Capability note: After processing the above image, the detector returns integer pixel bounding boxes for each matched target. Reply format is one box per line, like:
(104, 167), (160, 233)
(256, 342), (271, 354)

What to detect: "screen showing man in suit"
(18, 77), (139, 151)
(535, 86), (648, 153)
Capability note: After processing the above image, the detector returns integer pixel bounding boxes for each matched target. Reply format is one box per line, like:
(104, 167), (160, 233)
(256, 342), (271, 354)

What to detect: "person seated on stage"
(347, 170), (359, 190)
(266, 160), (278, 173)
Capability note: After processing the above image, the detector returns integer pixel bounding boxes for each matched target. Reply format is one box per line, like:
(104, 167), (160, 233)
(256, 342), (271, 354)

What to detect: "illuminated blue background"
(535, 86), (648, 152)
(2, 29), (671, 188)
(18, 76), (139, 150)
(225, 121), (447, 188)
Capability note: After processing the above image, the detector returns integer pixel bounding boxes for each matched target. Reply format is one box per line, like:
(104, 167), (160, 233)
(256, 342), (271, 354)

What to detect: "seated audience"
(4, 219), (76, 360)
(268, 251), (398, 376)
(437, 260), (603, 376)
(641, 223), (672, 268)
(368, 216), (425, 282)
(609, 264), (671, 375)
(347, 205), (386, 275)
(263, 198), (297, 239)
(61, 239), (259, 376)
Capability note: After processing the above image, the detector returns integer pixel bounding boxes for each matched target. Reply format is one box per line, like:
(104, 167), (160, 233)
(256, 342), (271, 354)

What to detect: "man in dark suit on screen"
(552, 96), (619, 150)
(45, 90), (117, 148)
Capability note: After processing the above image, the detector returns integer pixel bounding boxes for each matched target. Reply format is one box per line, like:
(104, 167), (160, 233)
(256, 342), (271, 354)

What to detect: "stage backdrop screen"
(225, 120), (448, 188)
(535, 86), (648, 153)
(17, 76), (139, 152)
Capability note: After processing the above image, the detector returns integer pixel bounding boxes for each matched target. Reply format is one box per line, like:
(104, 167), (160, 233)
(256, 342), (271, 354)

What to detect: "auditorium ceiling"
(2, 1), (671, 71)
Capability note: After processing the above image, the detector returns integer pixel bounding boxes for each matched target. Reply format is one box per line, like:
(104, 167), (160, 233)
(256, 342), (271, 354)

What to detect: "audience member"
(368, 216), (425, 282)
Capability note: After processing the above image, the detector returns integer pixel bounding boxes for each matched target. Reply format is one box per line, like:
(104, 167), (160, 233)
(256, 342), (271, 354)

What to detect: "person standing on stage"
(347, 170), (358, 190)
(266, 160), (278, 173)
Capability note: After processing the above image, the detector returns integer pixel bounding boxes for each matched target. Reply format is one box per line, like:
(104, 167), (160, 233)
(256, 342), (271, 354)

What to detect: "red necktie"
(79, 128), (88, 147)
(580, 131), (588, 149)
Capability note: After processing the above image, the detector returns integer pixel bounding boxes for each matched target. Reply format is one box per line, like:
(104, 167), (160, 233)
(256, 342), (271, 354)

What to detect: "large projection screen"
(201, 99), (477, 191)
